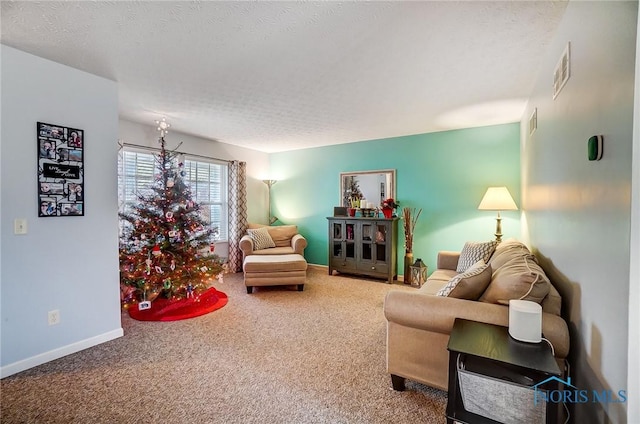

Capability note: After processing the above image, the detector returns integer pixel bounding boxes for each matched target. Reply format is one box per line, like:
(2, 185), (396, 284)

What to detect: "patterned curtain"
(228, 161), (247, 272)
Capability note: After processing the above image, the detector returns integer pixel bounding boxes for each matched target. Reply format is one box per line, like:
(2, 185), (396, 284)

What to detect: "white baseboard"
(1, 327), (124, 379)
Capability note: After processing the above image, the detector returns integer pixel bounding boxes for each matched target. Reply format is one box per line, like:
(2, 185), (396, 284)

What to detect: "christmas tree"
(119, 122), (224, 309)
(344, 176), (363, 207)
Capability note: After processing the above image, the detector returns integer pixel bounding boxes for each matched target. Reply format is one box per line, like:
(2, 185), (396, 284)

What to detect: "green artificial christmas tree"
(344, 176), (363, 207)
(119, 122), (224, 309)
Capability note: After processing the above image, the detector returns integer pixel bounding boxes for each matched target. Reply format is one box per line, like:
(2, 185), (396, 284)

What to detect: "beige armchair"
(240, 224), (308, 293)
(240, 224), (307, 259)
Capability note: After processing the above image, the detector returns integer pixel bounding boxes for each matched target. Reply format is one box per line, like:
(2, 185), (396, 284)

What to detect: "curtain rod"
(120, 141), (233, 164)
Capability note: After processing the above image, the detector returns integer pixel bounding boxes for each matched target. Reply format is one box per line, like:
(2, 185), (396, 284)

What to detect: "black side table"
(446, 318), (561, 424)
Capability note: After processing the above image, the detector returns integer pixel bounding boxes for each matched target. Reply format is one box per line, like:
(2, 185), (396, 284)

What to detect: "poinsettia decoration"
(382, 198), (399, 210)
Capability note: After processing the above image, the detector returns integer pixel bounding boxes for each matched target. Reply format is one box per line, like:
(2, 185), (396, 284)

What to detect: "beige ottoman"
(243, 254), (307, 294)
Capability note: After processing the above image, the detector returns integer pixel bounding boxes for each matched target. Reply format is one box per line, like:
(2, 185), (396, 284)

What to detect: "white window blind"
(118, 148), (228, 242)
(182, 158), (228, 241)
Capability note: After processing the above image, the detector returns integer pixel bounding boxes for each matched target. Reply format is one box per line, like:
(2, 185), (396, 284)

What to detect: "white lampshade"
(478, 187), (518, 211)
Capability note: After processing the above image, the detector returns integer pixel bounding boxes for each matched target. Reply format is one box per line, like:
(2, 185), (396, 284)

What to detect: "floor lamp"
(478, 186), (518, 242)
(262, 179), (278, 224)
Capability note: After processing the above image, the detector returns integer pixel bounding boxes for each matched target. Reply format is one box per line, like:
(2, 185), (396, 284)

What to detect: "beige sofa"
(240, 224), (307, 258)
(384, 240), (570, 391)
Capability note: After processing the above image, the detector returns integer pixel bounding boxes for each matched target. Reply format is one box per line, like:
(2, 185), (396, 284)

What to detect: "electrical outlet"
(14, 218), (27, 235)
(48, 310), (60, 326)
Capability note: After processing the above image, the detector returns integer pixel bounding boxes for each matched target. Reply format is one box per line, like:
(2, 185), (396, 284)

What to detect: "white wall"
(1, 46), (122, 377)
(118, 119), (271, 245)
(521, 2), (637, 423)
(627, 9), (640, 424)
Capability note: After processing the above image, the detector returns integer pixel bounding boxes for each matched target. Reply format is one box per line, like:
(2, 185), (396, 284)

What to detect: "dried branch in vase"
(402, 207), (422, 252)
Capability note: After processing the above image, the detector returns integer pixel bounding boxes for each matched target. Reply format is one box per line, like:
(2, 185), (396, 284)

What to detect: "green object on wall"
(588, 135), (603, 161)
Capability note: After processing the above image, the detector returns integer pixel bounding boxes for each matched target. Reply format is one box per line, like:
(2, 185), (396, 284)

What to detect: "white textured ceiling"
(1, 1), (568, 153)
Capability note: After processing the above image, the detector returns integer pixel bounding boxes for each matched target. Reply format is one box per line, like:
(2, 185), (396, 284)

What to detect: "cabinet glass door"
(360, 223), (373, 261)
(331, 222), (344, 260)
(345, 222), (355, 241)
(344, 222), (356, 260)
(376, 223), (388, 261)
(345, 241), (355, 260)
(331, 221), (356, 261)
(332, 222), (343, 240)
(332, 241), (343, 259)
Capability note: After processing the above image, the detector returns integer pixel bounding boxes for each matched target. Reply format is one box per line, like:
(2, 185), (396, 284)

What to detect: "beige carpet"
(1, 268), (447, 423)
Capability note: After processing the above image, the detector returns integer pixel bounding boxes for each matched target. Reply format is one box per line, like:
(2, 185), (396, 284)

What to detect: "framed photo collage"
(37, 122), (84, 217)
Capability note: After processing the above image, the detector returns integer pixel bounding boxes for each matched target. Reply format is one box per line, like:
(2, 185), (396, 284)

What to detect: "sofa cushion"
(487, 239), (529, 269)
(420, 269), (458, 295)
(480, 245), (551, 305)
(247, 227), (276, 250)
(437, 260), (492, 299)
(243, 254), (307, 273)
(456, 240), (498, 272)
(424, 269), (458, 286)
(267, 225), (298, 247)
(251, 246), (295, 255)
(541, 282), (562, 316)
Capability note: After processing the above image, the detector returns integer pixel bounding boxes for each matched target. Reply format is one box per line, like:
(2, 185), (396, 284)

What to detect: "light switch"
(14, 218), (27, 235)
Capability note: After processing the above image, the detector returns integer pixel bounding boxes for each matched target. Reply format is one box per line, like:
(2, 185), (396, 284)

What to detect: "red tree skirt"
(128, 287), (228, 321)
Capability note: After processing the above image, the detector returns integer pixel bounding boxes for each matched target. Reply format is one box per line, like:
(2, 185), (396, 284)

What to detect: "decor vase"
(404, 251), (413, 285)
(382, 208), (393, 218)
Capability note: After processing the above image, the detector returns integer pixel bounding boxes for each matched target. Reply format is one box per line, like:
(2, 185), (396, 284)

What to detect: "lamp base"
(494, 214), (503, 243)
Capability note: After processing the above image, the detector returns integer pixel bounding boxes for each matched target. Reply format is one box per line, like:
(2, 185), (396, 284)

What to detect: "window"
(118, 148), (228, 241)
(181, 158), (228, 241)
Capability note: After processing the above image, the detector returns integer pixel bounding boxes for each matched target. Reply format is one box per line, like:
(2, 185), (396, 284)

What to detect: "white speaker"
(508, 300), (542, 343)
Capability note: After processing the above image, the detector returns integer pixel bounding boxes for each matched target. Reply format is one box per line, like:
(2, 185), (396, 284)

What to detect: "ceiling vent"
(553, 42), (571, 99)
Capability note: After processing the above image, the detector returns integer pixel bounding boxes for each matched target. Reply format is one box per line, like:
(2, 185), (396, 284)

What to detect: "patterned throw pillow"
(247, 227), (276, 250)
(436, 260), (492, 299)
(456, 240), (498, 273)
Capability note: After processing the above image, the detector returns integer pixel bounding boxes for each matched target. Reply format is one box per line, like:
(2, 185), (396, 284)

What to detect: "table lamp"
(477, 186), (518, 242)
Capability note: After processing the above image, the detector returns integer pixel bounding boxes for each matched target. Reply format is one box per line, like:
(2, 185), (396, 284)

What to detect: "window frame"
(117, 147), (229, 242)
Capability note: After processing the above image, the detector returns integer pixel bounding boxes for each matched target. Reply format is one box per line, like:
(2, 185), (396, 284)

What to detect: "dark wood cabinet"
(327, 217), (398, 283)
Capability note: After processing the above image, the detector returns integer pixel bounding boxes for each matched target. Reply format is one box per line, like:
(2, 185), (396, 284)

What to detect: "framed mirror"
(340, 169), (396, 207)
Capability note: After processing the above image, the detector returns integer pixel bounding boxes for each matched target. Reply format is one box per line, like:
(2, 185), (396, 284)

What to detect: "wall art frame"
(37, 122), (84, 217)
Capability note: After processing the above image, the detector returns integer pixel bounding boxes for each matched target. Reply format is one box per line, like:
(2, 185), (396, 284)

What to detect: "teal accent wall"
(269, 123), (521, 276)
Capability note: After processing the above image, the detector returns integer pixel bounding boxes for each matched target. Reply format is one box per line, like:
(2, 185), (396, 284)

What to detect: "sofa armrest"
(240, 235), (255, 258)
(383, 291), (569, 359)
(437, 251), (460, 271)
(291, 234), (308, 255)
